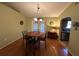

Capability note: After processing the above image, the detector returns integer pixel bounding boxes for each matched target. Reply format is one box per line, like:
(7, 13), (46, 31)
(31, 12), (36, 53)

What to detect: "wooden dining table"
(26, 31), (45, 55)
(26, 31), (45, 45)
(26, 31), (45, 47)
(27, 31), (44, 38)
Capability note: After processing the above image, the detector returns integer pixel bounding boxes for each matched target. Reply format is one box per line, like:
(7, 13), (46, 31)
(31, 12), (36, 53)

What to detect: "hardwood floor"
(60, 41), (69, 48)
(0, 38), (71, 56)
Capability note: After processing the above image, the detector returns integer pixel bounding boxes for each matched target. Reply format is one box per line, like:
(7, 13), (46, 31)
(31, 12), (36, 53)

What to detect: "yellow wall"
(59, 3), (79, 55)
(25, 17), (33, 32)
(0, 3), (27, 49)
(43, 17), (60, 35)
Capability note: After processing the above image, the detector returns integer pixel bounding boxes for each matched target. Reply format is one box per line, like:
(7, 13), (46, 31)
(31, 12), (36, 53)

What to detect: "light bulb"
(40, 18), (42, 21)
(34, 17), (37, 21)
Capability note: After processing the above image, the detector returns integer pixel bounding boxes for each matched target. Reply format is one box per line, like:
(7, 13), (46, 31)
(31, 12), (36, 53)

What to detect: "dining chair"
(22, 30), (28, 39)
(38, 32), (47, 48)
(22, 30), (29, 46)
(22, 31), (34, 49)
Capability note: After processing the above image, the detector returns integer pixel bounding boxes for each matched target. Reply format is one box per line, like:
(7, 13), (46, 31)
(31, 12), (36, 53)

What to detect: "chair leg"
(26, 40), (27, 48)
(45, 41), (46, 48)
(38, 40), (40, 48)
(23, 39), (25, 48)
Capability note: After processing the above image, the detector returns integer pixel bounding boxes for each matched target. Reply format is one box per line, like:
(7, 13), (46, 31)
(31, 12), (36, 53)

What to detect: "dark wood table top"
(27, 31), (44, 37)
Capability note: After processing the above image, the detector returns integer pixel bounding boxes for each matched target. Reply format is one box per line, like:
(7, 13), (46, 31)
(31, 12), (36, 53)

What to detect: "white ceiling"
(4, 2), (71, 17)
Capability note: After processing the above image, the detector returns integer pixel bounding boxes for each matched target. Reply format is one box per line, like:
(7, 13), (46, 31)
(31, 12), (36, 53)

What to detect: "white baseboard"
(68, 48), (73, 56)
(0, 38), (21, 49)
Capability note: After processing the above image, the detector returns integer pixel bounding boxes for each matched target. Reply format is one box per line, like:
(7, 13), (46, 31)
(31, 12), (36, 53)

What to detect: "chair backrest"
(39, 32), (47, 41)
(43, 32), (48, 38)
(22, 30), (28, 39)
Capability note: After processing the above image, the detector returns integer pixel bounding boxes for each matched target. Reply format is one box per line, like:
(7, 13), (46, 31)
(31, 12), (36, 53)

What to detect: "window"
(66, 21), (72, 29)
(40, 22), (45, 32)
(33, 18), (45, 32)
(33, 21), (38, 32)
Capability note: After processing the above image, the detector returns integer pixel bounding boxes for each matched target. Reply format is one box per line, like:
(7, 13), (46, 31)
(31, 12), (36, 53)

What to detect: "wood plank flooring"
(60, 41), (69, 48)
(0, 38), (71, 56)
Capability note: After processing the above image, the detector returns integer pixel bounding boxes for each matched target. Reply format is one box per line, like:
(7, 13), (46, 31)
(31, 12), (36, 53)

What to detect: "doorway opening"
(60, 17), (72, 47)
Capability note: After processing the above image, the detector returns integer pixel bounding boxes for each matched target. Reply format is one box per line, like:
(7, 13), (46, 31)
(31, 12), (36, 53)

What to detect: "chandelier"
(34, 3), (42, 22)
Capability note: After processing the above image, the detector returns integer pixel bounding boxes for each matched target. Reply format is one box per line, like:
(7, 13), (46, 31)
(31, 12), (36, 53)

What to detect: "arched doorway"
(60, 17), (72, 41)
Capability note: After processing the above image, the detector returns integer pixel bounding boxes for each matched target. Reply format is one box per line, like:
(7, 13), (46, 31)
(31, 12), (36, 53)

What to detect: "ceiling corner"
(57, 3), (72, 17)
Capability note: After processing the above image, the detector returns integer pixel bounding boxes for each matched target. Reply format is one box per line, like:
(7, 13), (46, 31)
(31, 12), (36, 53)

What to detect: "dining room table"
(27, 31), (44, 38)
(26, 31), (45, 55)
(26, 31), (45, 43)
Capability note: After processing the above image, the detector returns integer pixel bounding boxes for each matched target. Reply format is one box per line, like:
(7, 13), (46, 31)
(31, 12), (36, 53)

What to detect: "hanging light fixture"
(37, 3), (40, 17)
(34, 3), (42, 22)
